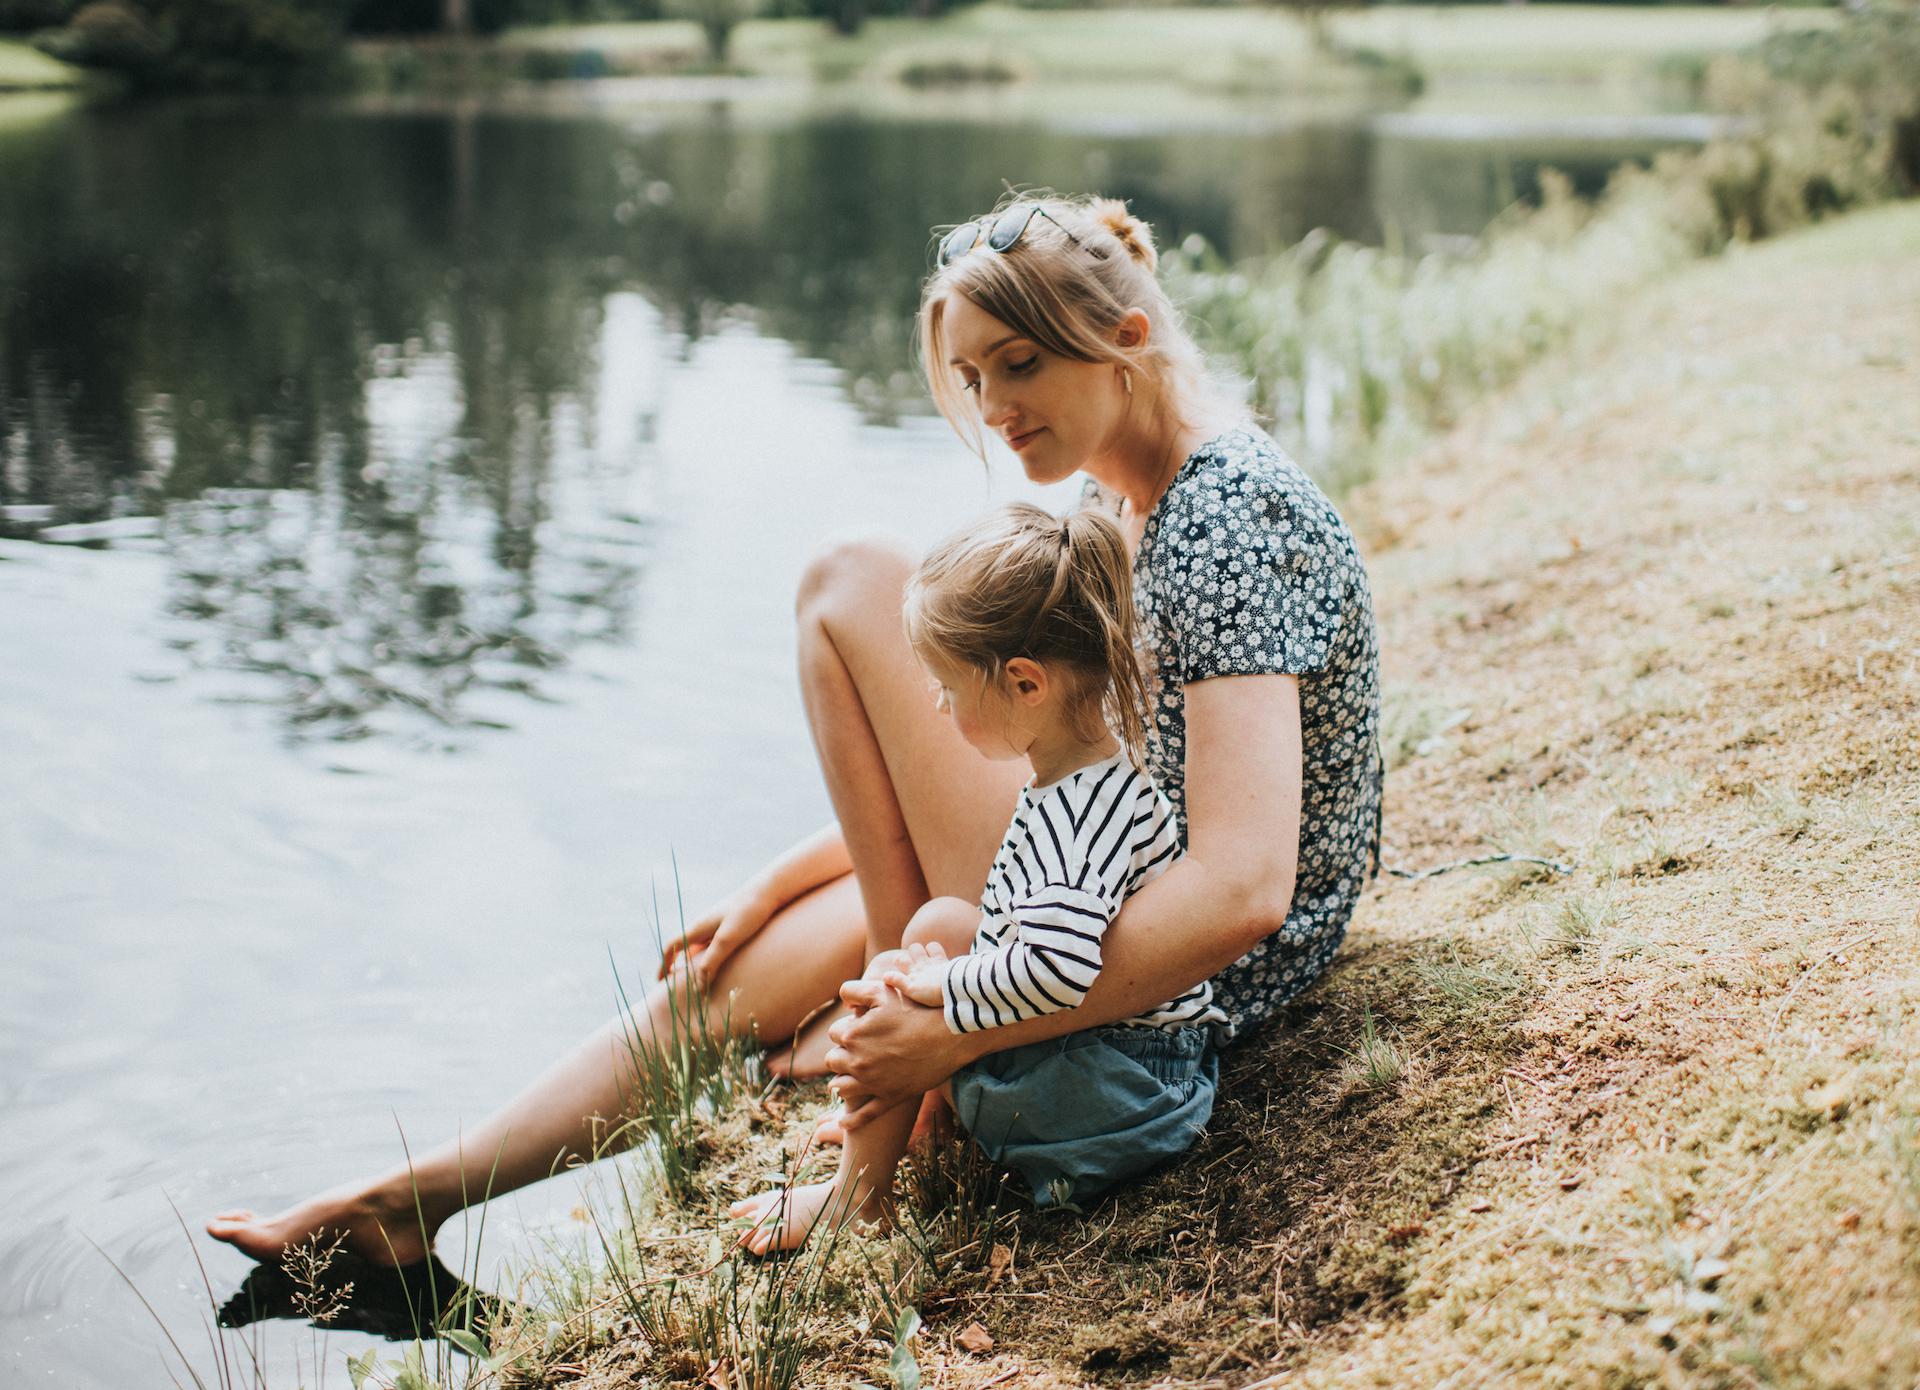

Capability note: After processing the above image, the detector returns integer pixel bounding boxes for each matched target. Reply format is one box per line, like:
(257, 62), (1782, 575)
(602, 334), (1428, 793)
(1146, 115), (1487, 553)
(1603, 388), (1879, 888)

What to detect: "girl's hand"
(657, 885), (776, 987)
(881, 941), (950, 1009)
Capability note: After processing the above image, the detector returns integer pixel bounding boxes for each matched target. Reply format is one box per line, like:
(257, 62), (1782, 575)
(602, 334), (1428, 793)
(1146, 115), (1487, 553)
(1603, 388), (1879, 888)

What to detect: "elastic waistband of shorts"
(1092, 1022), (1213, 1067)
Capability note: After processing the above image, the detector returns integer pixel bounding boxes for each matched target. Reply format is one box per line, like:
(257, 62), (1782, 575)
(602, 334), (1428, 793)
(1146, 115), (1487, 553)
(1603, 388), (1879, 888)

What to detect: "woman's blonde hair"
(917, 191), (1228, 459)
(904, 501), (1151, 766)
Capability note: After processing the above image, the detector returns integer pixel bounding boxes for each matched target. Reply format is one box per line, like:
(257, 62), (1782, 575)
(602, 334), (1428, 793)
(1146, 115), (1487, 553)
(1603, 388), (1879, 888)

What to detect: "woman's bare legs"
(205, 876), (868, 1266)
(207, 539), (1023, 1267)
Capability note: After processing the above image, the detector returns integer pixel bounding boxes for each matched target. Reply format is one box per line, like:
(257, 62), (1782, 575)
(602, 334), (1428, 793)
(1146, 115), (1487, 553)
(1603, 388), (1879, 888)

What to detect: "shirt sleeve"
(1157, 475), (1353, 683)
(940, 883), (1116, 1034)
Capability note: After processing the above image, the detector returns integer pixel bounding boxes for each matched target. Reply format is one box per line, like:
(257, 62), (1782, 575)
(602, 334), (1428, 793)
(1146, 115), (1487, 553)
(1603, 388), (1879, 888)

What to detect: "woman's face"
(939, 291), (1128, 486)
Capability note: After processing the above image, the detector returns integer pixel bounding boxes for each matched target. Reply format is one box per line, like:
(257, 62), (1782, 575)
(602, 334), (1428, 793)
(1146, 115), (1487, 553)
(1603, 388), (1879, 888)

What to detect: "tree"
(661, 0), (762, 67)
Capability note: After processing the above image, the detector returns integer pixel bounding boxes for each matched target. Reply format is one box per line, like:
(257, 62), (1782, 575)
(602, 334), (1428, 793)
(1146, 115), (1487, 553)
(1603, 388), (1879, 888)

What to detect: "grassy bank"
(0, 36), (83, 90)
(472, 4), (1830, 89)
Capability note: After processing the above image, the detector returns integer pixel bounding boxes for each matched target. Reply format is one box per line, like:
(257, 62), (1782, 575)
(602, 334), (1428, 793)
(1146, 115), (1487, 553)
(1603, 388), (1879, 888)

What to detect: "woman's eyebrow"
(949, 333), (1023, 367)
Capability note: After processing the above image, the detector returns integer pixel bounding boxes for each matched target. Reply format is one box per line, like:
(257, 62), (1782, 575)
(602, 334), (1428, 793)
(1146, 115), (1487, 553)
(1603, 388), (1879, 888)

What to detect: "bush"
(0, 0), (76, 33)
(34, 0), (164, 68)
(32, 0), (350, 87)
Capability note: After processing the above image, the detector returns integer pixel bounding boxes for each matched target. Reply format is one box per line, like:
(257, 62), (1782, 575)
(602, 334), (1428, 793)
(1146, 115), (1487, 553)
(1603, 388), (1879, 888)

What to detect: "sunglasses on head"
(937, 204), (1090, 268)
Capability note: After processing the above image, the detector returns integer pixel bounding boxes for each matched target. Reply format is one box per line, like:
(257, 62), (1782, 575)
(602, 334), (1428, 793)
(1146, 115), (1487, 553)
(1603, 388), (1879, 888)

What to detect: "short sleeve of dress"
(1155, 471), (1351, 684)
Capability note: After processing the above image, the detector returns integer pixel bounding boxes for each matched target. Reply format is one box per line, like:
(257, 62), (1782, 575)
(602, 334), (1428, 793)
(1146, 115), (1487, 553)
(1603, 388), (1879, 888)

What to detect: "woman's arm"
(659, 822), (852, 983)
(826, 673), (1302, 1124)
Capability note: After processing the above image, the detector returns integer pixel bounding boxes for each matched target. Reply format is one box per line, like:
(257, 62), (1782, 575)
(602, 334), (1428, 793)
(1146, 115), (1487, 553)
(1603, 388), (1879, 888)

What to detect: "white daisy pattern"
(1085, 426), (1382, 1043)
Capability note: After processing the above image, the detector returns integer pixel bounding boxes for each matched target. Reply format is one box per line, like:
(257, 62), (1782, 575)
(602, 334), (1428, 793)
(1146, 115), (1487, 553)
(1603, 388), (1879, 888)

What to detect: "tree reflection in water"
(0, 97), (1658, 744)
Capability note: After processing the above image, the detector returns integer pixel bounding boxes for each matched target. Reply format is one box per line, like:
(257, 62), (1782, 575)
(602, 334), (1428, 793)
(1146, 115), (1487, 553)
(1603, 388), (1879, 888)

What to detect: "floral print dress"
(1087, 425), (1382, 1042)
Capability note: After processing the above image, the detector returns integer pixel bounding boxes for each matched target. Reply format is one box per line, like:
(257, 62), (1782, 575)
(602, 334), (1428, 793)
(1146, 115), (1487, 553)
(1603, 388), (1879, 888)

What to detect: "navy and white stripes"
(942, 751), (1226, 1036)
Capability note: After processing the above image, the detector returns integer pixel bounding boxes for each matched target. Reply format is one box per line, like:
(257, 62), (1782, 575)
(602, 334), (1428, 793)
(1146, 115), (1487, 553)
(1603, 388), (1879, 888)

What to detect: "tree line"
(1, 0), (960, 89)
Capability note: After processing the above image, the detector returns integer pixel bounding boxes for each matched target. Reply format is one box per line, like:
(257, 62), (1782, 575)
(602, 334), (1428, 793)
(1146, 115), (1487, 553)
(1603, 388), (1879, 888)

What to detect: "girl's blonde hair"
(904, 501), (1151, 766)
(917, 191), (1229, 460)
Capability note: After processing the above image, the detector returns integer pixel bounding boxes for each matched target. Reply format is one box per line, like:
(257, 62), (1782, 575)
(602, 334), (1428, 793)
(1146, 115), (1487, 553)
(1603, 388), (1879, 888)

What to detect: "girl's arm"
(933, 775), (1180, 1031)
(658, 822), (853, 984)
(826, 673), (1302, 1123)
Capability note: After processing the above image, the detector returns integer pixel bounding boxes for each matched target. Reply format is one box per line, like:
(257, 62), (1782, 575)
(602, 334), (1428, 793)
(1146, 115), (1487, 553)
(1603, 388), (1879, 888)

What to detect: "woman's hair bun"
(1089, 197), (1157, 273)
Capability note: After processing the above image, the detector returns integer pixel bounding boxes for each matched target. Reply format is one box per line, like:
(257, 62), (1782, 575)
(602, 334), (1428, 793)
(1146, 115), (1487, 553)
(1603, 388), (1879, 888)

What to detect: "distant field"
(0, 38), (82, 91)
(498, 4), (1838, 87)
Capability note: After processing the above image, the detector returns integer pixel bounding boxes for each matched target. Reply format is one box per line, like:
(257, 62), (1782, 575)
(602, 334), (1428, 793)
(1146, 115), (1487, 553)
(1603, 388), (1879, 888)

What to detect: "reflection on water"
(217, 1248), (501, 1343)
(0, 94), (1687, 743)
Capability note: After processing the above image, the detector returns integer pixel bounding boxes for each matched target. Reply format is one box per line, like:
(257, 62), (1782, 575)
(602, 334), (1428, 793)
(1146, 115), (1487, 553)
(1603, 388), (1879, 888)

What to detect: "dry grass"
(480, 202), (1918, 1388)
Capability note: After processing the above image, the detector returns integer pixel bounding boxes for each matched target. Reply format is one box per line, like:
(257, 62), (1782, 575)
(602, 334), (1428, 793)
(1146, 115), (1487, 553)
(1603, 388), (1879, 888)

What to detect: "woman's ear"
(1114, 308), (1152, 351)
(1002, 657), (1049, 704)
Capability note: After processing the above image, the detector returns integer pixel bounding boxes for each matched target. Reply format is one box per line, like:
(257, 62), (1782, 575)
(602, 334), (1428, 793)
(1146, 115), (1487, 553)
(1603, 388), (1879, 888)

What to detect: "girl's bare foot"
(810, 1091), (950, 1150)
(206, 1181), (435, 1268)
(811, 1108), (849, 1147)
(727, 1177), (887, 1256)
(760, 1004), (846, 1082)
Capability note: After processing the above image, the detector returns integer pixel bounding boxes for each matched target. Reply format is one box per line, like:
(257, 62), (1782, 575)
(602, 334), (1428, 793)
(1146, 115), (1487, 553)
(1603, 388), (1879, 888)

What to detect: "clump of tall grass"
(1334, 1005), (1407, 1095)
(1168, 4), (1919, 490)
(606, 877), (758, 1202)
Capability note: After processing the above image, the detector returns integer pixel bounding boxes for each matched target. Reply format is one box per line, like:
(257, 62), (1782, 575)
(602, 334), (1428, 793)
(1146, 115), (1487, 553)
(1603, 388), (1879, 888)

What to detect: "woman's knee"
(794, 536), (915, 627)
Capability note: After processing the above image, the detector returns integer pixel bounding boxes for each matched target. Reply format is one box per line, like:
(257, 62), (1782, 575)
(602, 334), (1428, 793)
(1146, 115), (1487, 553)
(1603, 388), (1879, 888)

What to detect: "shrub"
(0, 0), (76, 33)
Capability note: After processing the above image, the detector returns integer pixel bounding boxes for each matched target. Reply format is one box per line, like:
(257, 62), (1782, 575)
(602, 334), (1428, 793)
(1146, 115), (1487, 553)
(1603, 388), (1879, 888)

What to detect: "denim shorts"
(949, 1023), (1217, 1209)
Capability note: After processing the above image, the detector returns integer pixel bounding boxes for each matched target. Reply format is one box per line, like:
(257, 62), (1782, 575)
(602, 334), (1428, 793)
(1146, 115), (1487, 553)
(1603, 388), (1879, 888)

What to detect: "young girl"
(729, 500), (1224, 1253)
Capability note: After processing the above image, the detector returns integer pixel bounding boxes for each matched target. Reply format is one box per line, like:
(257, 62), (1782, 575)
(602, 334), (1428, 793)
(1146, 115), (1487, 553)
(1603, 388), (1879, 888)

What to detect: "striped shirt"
(941, 750), (1226, 1036)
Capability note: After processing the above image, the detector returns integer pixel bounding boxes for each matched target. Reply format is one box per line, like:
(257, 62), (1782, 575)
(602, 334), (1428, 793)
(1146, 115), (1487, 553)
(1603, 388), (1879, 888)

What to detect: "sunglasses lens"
(987, 205), (1039, 253)
(938, 223), (981, 266)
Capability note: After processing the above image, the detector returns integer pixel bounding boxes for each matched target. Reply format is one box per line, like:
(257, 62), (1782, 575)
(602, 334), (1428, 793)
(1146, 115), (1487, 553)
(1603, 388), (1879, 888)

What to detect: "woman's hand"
(824, 979), (975, 1129)
(657, 884), (776, 987)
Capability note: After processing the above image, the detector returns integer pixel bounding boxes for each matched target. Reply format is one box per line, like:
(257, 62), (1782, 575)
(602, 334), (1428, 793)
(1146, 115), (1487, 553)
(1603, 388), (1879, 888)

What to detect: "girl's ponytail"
(1060, 509), (1150, 768)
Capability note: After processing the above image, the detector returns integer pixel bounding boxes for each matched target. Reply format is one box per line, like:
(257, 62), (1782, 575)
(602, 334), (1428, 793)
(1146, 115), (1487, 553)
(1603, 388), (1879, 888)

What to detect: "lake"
(0, 77), (1704, 1387)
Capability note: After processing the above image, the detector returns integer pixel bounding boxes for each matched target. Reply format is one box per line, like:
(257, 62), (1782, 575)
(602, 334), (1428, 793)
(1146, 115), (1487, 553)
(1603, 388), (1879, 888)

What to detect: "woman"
(207, 194), (1380, 1267)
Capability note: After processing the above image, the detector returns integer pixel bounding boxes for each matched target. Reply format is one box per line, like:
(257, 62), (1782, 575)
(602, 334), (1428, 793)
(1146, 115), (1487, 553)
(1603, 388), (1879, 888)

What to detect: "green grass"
(0, 38), (84, 91)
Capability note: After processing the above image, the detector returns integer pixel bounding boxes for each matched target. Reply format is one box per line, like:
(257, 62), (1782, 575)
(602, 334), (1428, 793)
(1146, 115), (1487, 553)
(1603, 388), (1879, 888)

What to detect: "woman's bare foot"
(206, 1180), (435, 1268)
(727, 1177), (887, 1256)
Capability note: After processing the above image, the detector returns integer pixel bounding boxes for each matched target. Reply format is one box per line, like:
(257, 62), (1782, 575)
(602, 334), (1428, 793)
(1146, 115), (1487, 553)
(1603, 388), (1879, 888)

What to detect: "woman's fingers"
(657, 914), (719, 981)
(839, 978), (885, 1011)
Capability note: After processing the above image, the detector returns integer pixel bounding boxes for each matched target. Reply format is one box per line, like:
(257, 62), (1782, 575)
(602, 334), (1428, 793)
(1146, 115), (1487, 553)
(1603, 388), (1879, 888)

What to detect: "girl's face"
(939, 291), (1128, 487)
(922, 655), (1029, 762)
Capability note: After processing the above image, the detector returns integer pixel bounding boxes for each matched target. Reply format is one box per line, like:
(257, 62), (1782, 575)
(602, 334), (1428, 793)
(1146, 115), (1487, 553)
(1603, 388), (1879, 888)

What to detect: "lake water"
(0, 79), (1703, 1386)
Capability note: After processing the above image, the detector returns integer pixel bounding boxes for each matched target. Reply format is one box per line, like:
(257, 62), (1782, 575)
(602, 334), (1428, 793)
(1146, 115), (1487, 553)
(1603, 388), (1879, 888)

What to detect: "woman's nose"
(977, 380), (1018, 429)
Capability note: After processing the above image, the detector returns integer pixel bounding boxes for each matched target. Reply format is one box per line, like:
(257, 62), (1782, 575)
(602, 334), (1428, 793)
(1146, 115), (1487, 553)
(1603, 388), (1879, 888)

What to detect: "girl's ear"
(1002, 657), (1048, 704)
